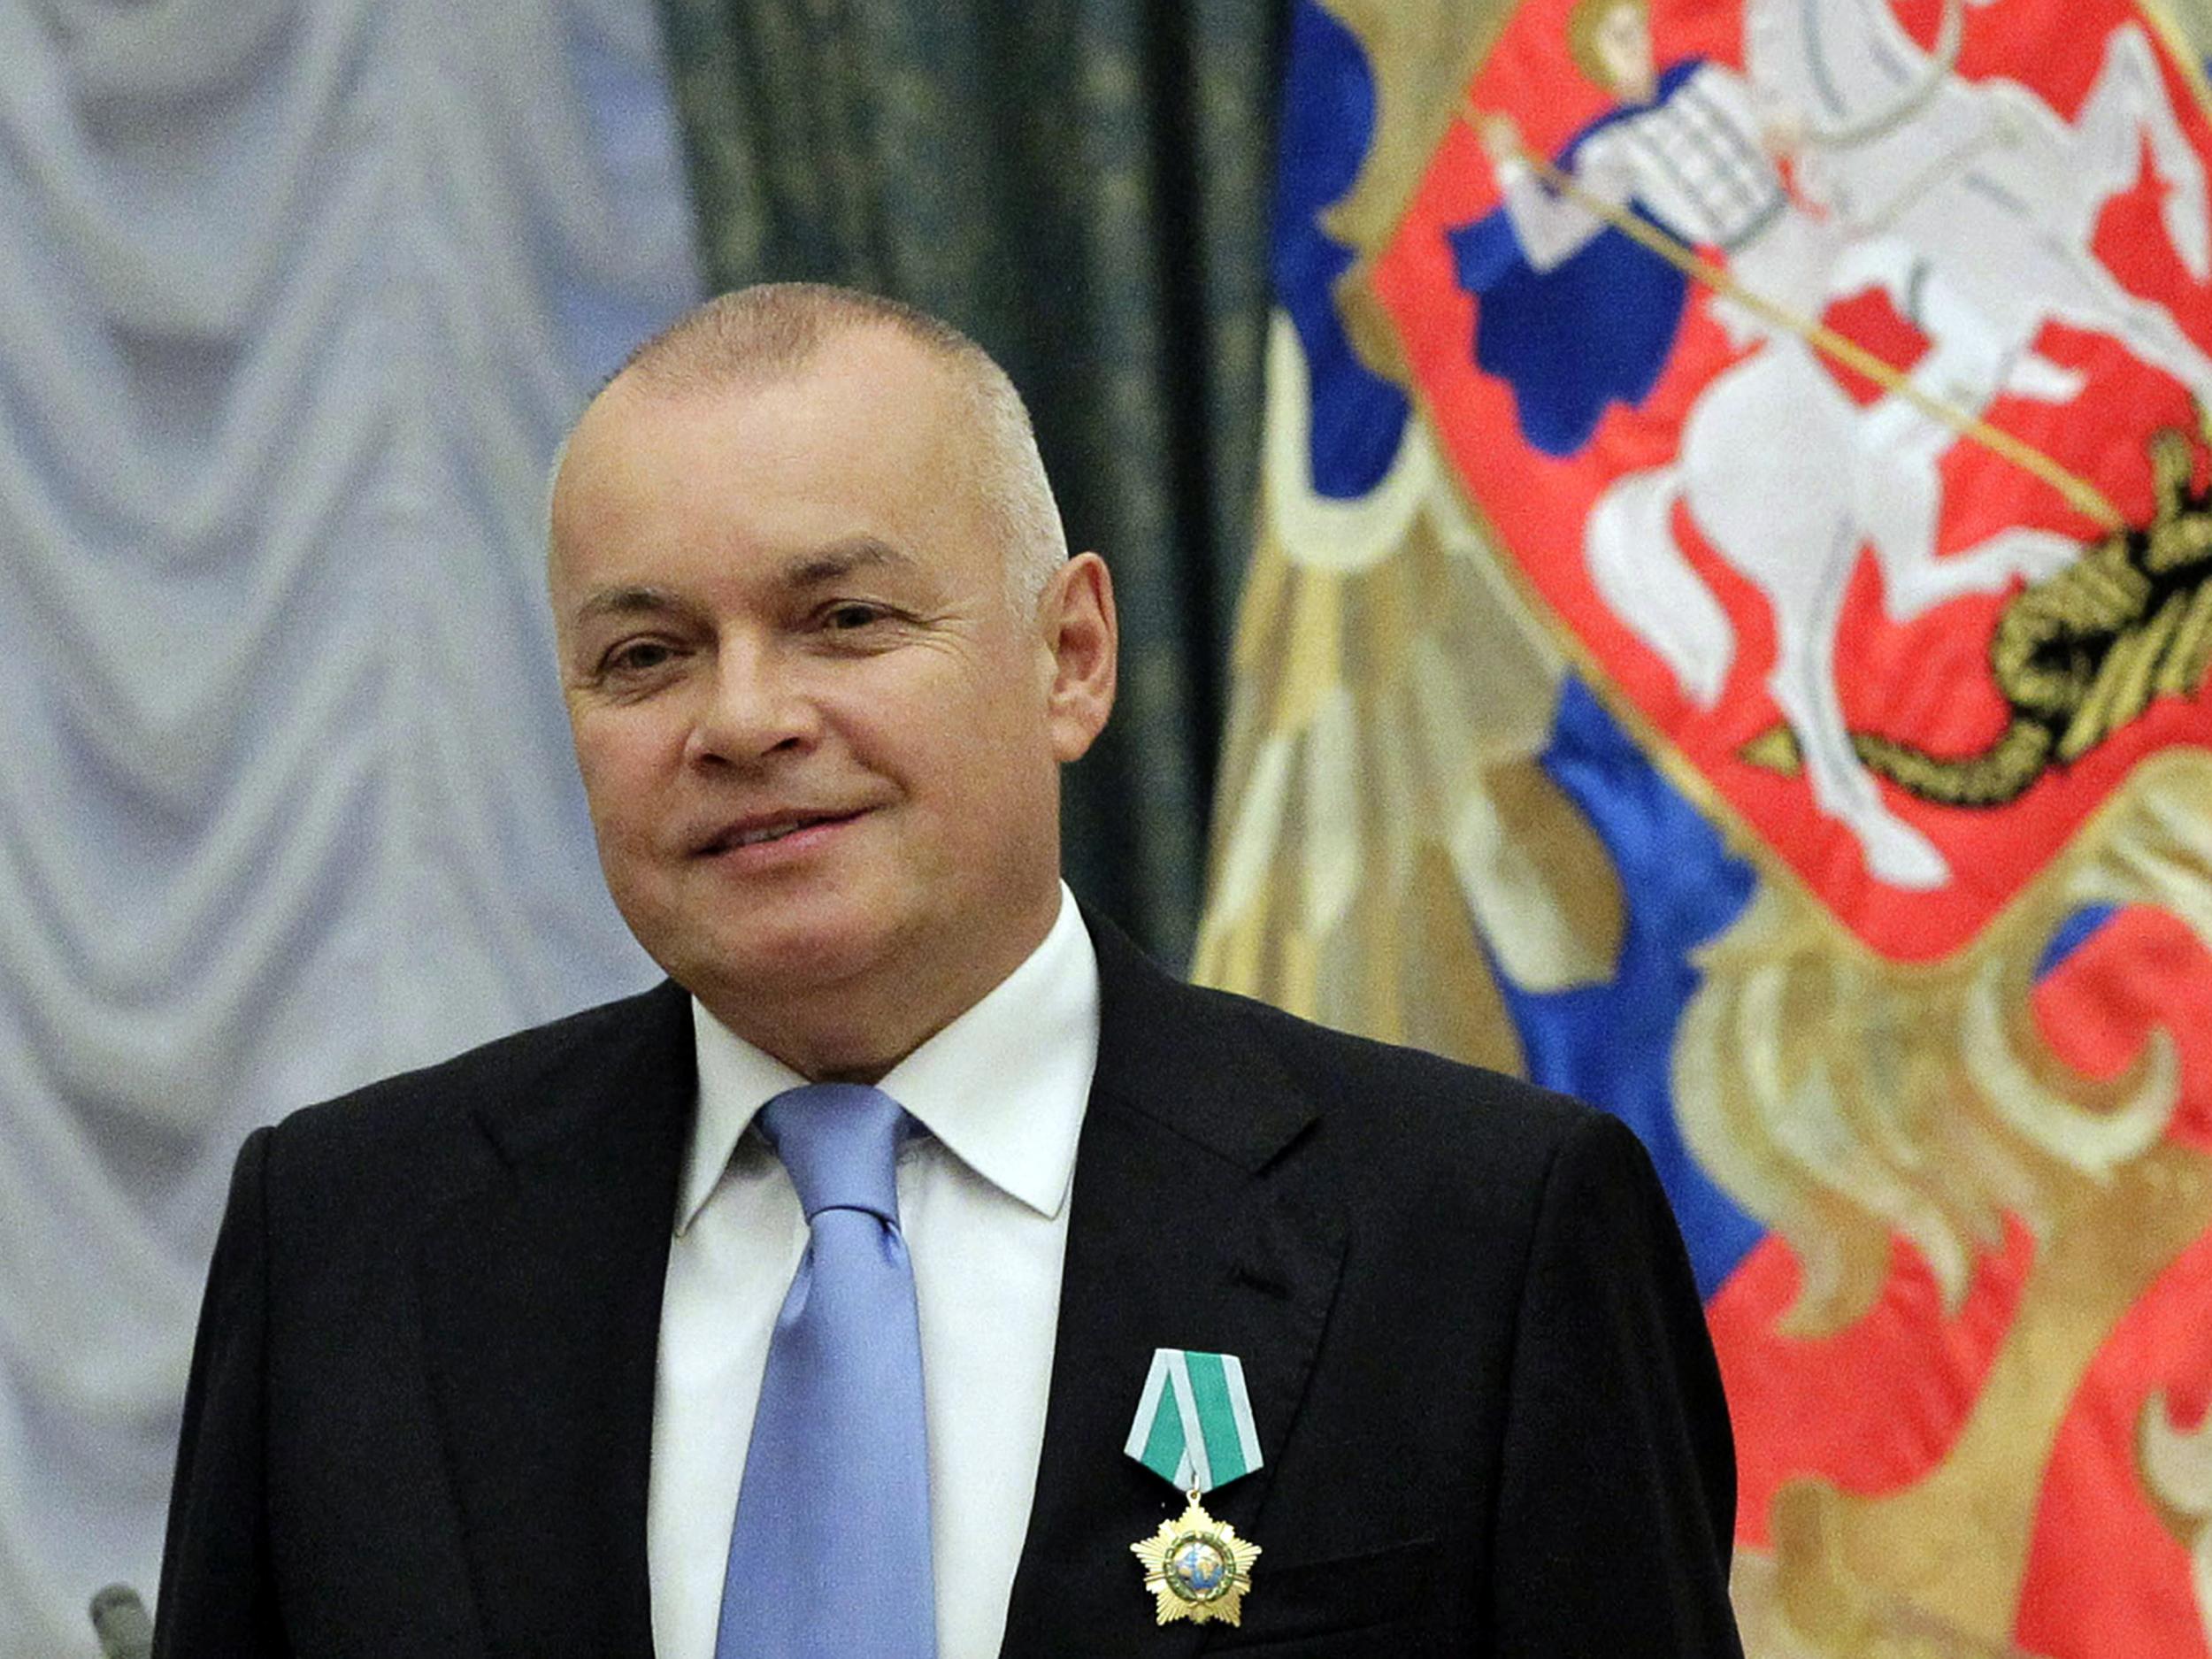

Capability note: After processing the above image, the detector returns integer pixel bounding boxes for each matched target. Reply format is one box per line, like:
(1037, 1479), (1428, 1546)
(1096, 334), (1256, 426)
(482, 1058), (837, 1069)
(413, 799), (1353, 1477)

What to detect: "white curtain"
(0, 2), (699, 1651)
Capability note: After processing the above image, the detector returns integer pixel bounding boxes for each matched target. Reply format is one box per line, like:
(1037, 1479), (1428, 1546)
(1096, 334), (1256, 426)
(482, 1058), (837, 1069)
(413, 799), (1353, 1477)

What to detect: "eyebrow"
(782, 536), (918, 588)
(567, 538), (924, 633)
(570, 584), (692, 630)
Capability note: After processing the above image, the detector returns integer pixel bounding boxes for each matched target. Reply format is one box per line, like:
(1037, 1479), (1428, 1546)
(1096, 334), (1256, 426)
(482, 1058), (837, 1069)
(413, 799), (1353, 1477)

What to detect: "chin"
(676, 910), (899, 1003)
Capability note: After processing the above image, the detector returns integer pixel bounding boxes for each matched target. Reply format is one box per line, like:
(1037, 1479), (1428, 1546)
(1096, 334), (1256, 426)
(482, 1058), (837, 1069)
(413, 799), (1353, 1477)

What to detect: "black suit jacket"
(154, 919), (1741, 1657)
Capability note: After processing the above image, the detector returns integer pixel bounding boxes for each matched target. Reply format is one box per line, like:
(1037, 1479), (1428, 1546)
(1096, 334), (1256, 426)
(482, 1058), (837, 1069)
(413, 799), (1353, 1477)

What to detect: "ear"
(1041, 552), (1118, 763)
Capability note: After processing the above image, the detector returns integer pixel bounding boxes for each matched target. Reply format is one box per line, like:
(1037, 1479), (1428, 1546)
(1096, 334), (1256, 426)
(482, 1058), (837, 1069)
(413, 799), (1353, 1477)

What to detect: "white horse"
(1751, 0), (2212, 396)
(1586, 0), (2211, 889)
(1589, 305), (2076, 890)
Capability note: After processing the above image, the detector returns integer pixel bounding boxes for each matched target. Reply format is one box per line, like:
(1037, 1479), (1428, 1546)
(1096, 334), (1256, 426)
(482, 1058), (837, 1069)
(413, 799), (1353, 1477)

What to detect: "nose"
(684, 641), (820, 768)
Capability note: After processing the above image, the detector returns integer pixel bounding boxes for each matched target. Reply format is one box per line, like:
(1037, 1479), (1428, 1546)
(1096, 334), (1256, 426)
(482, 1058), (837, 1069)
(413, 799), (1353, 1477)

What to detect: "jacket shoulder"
(258, 979), (691, 1206)
(1087, 907), (1613, 1228)
(1173, 971), (1599, 1171)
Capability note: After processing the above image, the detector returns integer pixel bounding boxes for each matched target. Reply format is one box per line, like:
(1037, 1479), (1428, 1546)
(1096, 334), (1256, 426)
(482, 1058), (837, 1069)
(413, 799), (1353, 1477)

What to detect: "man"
(154, 284), (1743, 1656)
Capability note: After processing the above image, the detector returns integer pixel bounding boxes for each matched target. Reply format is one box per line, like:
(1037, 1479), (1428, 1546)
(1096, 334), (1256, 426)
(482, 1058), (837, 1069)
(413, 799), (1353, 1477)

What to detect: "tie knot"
(757, 1082), (909, 1224)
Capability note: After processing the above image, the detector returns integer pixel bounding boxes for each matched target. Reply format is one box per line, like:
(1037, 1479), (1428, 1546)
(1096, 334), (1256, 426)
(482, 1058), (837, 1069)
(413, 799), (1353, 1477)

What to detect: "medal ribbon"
(1124, 1348), (1263, 1494)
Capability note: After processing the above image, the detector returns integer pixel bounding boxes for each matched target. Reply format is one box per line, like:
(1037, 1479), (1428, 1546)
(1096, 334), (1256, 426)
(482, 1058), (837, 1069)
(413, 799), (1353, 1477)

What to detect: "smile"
(695, 810), (867, 857)
(731, 820), (813, 849)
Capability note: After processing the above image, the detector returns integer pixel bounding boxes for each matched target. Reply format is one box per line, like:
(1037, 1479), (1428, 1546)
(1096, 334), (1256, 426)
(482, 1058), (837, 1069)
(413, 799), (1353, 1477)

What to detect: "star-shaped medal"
(1129, 1492), (1263, 1626)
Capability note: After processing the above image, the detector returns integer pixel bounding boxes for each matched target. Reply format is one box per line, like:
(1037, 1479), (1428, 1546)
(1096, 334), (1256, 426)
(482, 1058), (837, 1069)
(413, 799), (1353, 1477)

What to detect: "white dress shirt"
(648, 887), (1101, 1659)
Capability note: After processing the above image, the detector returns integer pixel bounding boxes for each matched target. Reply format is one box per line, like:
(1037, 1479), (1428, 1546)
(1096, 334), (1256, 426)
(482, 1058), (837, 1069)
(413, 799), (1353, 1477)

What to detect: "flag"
(1196, 0), (2212, 1651)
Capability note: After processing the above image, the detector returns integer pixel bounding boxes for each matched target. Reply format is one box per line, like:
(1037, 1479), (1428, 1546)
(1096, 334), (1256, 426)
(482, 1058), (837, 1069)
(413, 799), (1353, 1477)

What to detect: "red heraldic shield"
(1375, 0), (2212, 962)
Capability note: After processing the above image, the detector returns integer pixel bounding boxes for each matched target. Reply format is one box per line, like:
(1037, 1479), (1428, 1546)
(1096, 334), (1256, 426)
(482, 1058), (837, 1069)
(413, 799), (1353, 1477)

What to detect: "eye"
(803, 596), (915, 651)
(820, 602), (889, 631)
(601, 638), (681, 677)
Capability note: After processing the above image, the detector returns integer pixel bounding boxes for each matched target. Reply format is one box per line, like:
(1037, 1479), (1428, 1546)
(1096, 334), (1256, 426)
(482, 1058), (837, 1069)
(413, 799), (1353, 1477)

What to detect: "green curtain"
(651, 0), (1284, 965)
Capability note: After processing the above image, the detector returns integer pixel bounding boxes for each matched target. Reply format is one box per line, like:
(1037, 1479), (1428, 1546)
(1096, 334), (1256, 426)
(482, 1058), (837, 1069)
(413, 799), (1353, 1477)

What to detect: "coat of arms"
(1199, 0), (2212, 1651)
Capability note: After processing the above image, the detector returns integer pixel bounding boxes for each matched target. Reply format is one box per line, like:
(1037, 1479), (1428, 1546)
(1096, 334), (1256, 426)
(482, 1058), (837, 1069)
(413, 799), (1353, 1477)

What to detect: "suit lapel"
(1000, 922), (1348, 1658)
(416, 982), (695, 1659)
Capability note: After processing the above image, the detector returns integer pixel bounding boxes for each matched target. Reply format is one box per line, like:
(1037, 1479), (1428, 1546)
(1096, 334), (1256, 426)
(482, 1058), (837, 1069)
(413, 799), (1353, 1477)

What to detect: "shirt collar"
(678, 885), (1101, 1234)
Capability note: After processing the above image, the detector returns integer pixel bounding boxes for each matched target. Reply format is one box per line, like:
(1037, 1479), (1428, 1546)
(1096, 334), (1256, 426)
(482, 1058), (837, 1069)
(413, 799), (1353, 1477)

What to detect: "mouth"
(692, 809), (869, 858)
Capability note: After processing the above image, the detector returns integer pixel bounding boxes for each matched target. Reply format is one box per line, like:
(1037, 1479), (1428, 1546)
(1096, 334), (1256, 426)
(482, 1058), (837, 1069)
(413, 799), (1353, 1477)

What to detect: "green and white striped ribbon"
(1124, 1348), (1263, 1494)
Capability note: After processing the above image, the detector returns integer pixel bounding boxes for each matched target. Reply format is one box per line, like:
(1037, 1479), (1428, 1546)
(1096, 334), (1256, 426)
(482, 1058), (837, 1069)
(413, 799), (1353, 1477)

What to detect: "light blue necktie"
(715, 1083), (938, 1659)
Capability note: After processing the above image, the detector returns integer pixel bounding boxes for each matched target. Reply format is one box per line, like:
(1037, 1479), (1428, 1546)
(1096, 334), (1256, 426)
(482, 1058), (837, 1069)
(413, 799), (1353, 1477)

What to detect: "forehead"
(549, 331), (991, 604)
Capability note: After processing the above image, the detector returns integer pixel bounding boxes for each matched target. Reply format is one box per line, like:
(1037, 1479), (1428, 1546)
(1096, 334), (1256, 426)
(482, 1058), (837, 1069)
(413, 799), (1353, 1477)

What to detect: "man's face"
(548, 328), (1112, 1069)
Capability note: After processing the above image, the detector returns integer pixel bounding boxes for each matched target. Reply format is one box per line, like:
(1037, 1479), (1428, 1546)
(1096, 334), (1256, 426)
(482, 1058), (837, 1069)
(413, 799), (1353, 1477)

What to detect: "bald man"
(154, 285), (1742, 1658)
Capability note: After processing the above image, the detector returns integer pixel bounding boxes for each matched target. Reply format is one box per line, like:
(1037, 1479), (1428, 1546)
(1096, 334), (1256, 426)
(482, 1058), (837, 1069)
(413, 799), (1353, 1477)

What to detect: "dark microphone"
(88, 1584), (153, 1659)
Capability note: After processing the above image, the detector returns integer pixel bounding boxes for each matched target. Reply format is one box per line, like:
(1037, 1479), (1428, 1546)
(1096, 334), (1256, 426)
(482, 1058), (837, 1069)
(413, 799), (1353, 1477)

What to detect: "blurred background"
(13, 1), (2212, 1654)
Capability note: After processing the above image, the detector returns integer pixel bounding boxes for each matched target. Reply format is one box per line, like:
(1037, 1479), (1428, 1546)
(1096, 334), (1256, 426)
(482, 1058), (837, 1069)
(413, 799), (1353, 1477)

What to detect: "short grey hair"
(601, 283), (1068, 613)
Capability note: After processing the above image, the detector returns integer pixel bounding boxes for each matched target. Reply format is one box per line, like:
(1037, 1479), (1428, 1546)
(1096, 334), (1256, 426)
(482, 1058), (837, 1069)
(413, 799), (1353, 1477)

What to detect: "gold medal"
(1129, 1490), (1263, 1626)
(1124, 1349), (1267, 1624)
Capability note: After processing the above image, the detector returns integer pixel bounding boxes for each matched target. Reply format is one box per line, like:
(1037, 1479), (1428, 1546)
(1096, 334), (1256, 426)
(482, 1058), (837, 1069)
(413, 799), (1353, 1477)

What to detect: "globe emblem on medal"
(1132, 1498), (1259, 1624)
(1169, 1535), (1227, 1601)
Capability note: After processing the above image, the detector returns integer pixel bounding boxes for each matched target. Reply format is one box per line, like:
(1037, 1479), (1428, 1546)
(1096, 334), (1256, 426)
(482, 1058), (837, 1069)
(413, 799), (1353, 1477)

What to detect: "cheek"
(573, 724), (673, 839)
